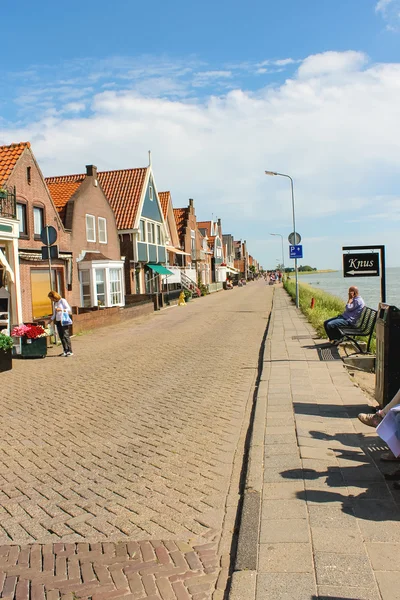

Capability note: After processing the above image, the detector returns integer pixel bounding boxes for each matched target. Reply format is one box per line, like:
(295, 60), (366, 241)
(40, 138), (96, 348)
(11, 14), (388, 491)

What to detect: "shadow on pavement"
(293, 403), (372, 418)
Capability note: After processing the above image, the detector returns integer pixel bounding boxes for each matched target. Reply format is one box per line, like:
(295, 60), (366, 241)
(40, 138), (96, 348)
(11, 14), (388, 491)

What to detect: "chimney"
(189, 198), (194, 207)
(86, 165), (97, 178)
(217, 218), (221, 226)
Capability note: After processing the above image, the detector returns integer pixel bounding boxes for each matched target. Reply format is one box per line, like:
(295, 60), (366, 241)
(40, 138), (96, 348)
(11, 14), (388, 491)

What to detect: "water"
(297, 267), (400, 309)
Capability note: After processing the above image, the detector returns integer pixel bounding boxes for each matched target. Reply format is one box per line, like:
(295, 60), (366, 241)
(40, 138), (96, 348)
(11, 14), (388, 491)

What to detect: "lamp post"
(270, 233), (285, 276)
(265, 171), (299, 308)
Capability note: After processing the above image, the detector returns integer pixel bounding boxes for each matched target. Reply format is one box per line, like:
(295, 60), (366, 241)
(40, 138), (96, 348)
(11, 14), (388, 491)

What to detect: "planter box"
(20, 337), (47, 358)
(0, 348), (12, 372)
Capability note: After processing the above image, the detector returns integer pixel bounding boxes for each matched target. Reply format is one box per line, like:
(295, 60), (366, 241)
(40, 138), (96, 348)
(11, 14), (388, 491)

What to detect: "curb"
(229, 297), (273, 599)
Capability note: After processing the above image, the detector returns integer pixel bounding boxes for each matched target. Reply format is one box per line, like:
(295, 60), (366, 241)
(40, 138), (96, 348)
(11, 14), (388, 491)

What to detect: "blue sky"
(2, 0), (400, 268)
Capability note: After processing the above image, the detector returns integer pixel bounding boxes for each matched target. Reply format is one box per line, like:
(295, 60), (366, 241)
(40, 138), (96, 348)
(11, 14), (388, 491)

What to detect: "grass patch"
(283, 279), (376, 352)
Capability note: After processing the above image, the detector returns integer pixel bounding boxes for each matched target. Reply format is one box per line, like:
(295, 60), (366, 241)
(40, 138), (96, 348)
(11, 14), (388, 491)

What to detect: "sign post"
(342, 245), (386, 303)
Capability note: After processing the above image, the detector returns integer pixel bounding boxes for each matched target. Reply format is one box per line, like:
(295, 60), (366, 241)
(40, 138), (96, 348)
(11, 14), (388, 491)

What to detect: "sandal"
(380, 451), (400, 462)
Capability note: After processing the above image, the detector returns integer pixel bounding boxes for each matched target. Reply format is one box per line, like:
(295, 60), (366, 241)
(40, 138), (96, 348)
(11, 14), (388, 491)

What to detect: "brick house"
(197, 219), (225, 283)
(0, 142), (73, 323)
(234, 239), (249, 279)
(46, 165), (125, 309)
(45, 165), (169, 297)
(159, 191), (190, 291)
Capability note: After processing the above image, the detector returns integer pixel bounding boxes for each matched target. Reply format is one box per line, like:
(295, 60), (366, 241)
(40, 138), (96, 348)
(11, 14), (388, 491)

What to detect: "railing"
(0, 186), (17, 220)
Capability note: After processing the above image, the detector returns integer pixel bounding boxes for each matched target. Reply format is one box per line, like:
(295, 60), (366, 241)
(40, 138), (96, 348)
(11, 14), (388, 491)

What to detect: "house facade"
(46, 165), (125, 309)
(0, 142), (73, 323)
(234, 239), (249, 279)
(197, 219), (225, 283)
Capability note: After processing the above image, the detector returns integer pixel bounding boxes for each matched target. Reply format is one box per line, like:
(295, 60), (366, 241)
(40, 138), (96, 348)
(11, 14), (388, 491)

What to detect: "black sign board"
(40, 225), (57, 246)
(343, 252), (379, 278)
(41, 245), (59, 260)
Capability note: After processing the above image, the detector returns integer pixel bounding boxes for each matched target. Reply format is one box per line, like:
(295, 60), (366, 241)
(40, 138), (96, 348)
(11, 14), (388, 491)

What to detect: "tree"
(298, 265), (316, 272)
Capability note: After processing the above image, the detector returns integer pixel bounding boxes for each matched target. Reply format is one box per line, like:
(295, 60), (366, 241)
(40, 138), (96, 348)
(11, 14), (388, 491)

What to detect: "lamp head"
(265, 171), (278, 176)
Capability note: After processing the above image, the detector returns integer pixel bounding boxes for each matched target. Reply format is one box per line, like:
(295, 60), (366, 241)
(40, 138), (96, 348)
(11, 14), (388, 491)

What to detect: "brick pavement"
(241, 287), (400, 600)
(0, 282), (273, 599)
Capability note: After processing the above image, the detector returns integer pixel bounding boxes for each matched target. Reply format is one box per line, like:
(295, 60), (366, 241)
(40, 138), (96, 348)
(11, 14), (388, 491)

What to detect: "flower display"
(11, 324), (46, 339)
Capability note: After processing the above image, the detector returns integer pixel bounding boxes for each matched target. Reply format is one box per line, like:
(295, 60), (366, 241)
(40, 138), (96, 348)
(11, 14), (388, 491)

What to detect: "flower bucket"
(0, 348), (12, 372)
(20, 336), (47, 358)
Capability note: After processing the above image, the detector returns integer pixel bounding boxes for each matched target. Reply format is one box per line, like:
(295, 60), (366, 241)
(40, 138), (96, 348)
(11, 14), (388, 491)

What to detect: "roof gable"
(46, 178), (84, 223)
(173, 208), (189, 240)
(45, 167), (148, 230)
(159, 191), (170, 218)
(0, 142), (30, 186)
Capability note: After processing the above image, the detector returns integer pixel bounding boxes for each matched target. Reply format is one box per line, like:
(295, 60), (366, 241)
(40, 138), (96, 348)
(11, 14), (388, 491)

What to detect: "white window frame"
(79, 270), (91, 307)
(86, 214), (96, 242)
(147, 221), (153, 243)
(109, 268), (123, 305)
(33, 206), (44, 236)
(156, 224), (161, 245)
(17, 203), (26, 235)
(98, 217), (107, 244)
(140, 220), (146, 241)
(149, 185), (153, 201)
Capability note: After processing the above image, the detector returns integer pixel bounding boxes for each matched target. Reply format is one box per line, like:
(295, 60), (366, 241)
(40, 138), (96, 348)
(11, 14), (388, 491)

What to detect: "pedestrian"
(323, 286), (365, 345)
(48, 290), (73, 357)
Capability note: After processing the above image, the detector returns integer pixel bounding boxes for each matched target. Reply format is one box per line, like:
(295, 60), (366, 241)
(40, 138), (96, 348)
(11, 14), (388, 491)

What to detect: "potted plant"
(11, 324), (48, 358)
(0, 188), (7, 200)
(0, 332), (13, 372)
(184, 289), (192, 302)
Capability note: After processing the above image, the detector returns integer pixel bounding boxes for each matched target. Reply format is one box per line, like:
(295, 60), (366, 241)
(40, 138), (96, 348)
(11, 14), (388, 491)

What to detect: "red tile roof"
(0, 142), (30, 186)
(46, 178), (84, 222)
(173, 208), (188, 240)
(197, 221), (211, 237)
(159, 191), (171, 218)
(46, 168), (148, 230)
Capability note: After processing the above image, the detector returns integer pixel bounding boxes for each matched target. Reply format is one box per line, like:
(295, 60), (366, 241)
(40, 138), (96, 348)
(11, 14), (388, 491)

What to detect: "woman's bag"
(61, 311), (72, 326)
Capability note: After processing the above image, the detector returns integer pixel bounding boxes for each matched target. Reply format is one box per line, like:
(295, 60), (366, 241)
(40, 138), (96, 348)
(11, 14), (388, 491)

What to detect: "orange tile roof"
(159, 191), (170, 218)
(197, 221), (211, 237)
(46, 179), (84, 222)
(0, 142), (30, 186)
(173, 208), (188, 240)
(46, 167), (148, 230)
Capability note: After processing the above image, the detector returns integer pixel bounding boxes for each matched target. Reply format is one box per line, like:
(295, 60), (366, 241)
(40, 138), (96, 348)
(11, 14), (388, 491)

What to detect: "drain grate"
(317, 346), (340, 361)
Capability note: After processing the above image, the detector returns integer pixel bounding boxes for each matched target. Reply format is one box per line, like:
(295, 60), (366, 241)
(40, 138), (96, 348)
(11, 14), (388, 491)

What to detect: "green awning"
(147, 263), (174, 276)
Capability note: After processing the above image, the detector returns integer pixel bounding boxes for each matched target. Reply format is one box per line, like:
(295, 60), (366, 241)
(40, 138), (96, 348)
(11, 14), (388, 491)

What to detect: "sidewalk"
(231, 287), (400, 600)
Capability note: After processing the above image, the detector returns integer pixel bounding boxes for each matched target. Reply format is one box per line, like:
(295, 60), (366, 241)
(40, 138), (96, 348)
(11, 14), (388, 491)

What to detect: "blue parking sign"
(289, 245), (303, 259)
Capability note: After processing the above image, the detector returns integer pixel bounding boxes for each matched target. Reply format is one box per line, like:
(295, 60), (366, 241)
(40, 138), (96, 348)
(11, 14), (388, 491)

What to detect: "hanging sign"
(343, 252), (380, 277)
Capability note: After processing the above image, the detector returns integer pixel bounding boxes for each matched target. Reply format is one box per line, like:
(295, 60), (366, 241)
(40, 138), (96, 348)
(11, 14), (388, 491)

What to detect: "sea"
(297, 267), (400, 310)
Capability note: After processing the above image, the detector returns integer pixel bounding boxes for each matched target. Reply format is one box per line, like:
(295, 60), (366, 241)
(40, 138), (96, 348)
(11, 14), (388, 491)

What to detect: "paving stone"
(317, 585), (380, 599)
(375, 571), (400, 600)
(260, 519), (309, 543)
(307, 506), (357, 529)
(262, 482), (305, 500)
(261, 499), (307, 521)
(366, 543), (400, 570)
(311, 527), (366, 554)
(314, 552), (376, 587)
(258, 543), (313, 573)
(256, 573), (316, 600)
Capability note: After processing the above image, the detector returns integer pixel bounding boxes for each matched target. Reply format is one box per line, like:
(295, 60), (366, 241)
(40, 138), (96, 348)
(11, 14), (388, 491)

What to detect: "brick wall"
(71, 301), (154, 334)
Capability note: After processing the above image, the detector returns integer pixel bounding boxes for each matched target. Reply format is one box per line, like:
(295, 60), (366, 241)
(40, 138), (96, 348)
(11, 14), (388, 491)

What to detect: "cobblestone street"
(0, 282), (272, 599)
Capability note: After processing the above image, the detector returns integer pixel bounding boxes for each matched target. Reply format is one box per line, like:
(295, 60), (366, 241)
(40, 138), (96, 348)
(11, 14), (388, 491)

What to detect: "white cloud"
(376, 0), (400, 30)
(3, 51), (400, 267)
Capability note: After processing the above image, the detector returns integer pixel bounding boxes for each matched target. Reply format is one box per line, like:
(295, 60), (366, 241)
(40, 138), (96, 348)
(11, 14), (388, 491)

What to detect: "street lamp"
(265, 171), (299, 308)
(270, 233), (285, 275)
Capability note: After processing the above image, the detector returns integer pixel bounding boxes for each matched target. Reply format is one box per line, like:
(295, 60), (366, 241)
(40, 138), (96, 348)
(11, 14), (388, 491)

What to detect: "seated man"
(324, 286), (365, 345)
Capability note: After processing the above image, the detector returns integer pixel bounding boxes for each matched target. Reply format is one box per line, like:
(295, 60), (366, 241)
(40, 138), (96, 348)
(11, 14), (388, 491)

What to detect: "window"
(156, 225), (161, 245)
(80, 270), (91, 307)
(98, 217), (107, 243)
(95, 269), (105, 306)
(31, 268), (62, 319)
(149, 185), (153, 201)
(140, 220), (146, 241)
(86, 214), (96, 242)
(17, 203), (27, 236)
(151, 223), (155, 243)
(110, 269), (123, 305)
(33, 206), (44, 236)
(27, 166), (31, 185)
(147, 221), (153, 243)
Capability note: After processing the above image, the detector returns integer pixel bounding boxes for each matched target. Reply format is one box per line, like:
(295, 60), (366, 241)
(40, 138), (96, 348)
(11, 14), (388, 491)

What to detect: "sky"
(1, 0), (400, 269)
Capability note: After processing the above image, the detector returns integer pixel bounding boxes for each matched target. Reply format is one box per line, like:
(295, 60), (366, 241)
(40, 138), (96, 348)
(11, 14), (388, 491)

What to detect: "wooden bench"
(338, 306), (377, 354)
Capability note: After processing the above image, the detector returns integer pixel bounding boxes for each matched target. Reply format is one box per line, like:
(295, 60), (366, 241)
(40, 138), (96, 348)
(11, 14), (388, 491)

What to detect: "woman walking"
(48, 291), (73, 357)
